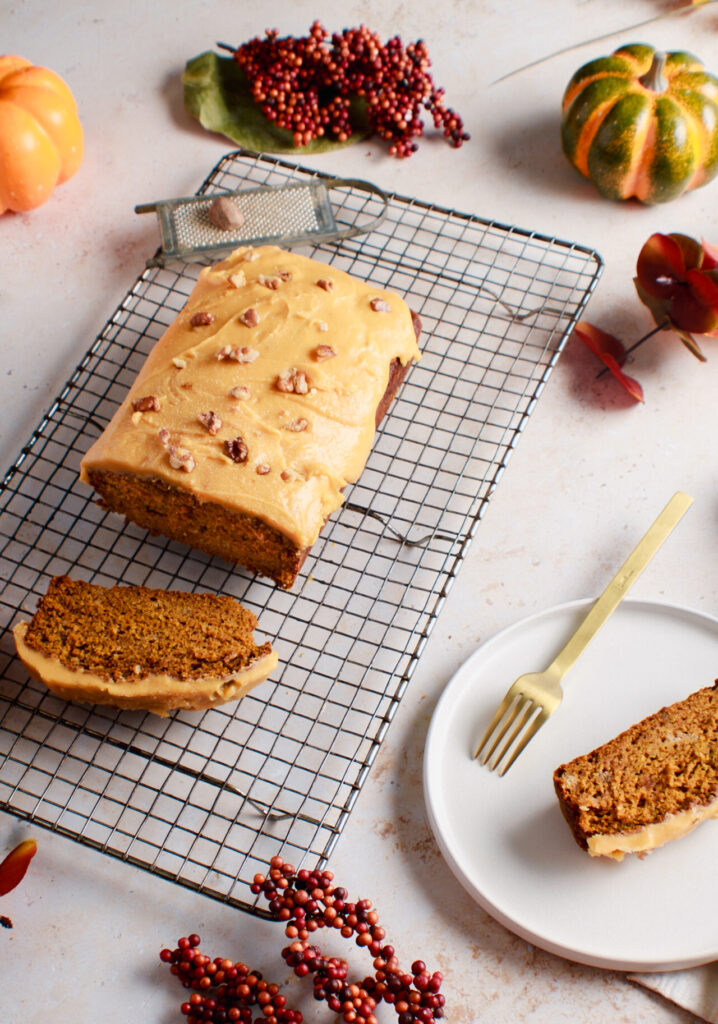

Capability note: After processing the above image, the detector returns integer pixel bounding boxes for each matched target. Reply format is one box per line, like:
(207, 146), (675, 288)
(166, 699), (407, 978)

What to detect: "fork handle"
(546, 491), (693, 681)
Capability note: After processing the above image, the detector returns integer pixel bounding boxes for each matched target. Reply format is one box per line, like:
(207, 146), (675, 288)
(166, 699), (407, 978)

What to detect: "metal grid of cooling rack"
(0, 149), (602, 916)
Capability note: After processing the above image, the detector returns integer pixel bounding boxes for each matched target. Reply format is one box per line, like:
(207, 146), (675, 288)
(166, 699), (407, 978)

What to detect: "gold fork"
(474, 491), (693, 776)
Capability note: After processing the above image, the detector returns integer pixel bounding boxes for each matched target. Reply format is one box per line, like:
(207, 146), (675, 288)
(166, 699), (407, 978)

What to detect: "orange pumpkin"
(0, 55), (83, 213)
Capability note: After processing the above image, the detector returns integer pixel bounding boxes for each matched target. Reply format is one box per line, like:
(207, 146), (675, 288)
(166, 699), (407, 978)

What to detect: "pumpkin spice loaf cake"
(553, 682), (718, 860)
(80, 245), (421, 588)
(13, 576), (278, 715)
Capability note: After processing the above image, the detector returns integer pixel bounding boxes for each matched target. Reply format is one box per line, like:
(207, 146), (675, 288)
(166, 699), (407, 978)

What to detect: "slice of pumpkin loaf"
(12, 576), (278, 715)
(553, 683), (718, 860)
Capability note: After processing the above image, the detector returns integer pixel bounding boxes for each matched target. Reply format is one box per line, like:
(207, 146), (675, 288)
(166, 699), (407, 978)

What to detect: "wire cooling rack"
(0, 149), (602, 915)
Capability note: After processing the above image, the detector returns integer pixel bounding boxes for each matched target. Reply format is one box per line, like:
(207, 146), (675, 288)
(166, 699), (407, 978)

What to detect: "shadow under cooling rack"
(0, 149), (602, 916)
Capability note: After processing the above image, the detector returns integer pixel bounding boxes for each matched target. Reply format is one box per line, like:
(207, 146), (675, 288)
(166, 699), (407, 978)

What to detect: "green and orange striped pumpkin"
(561, 43), (718, 204)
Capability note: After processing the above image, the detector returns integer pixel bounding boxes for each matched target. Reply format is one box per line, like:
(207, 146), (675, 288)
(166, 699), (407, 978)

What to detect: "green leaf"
(182, 51), (371, 155)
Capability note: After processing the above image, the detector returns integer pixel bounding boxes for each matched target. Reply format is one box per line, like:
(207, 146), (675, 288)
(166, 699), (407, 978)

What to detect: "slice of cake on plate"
(13, 576), (278, 715)
(553, 682), (718, 859)
(80, 245), (421, 588)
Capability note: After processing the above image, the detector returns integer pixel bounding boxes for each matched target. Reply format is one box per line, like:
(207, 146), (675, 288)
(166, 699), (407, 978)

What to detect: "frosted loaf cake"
(80, 246), (421, 588)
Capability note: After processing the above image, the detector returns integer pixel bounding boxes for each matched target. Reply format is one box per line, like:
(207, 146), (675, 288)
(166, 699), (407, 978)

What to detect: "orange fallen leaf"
(0, 839), (37, 896)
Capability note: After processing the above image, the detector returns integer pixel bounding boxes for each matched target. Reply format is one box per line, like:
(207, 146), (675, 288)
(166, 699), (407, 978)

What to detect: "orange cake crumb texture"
(553, 683), (718, 847)
(21, 576), (272, 682)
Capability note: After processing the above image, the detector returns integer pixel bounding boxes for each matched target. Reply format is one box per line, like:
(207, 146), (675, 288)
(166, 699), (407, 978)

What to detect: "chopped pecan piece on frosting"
(258, 274), (281, 290)
(168, 446), (195, 473)
(224, 437), (249, 463)
(132, 395), (160, 413)
(317, 321), (329, 332)
(159, 428), (195, 472)
(217, 345), (259, 364)
(316, 278), (334, 291)
(228, 270), (246, 288)
(276, 368), (310, 394)
(255, 463), (271, 475)
(172, 356), (187, 369)
(369, 297), (391, 313)
(190, 311), (216, 327)
(278, 269), (292, 282)
(283, 417), (309, 432)
(198, 410), (222, 435)
(239, 308), (260, 327)
(314, 344), (336, 360)
(230, 384), (250, 401)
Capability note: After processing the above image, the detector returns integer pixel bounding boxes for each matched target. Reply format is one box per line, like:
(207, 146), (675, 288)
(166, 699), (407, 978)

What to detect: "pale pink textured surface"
(2, 1), (717, 1021)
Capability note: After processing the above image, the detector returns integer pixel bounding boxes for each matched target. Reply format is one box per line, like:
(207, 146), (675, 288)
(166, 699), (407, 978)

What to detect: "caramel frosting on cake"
(12, 576), (278, 715)
(80, 246), (421, 550)
(585, 794), (718, 860)
(14, 621), (277, 716)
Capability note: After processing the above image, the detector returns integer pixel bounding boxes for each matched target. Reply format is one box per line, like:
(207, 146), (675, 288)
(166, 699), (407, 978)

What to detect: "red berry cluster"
(232, 21), (469, 158)
(160, 857), (445, 1024)
(252, 856), (445, 1023)
(159, 934), (302, 1024)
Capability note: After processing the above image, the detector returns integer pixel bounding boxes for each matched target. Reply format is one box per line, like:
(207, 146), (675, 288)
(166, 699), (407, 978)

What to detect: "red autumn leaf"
(670, 233), (705, 272)
(573, 321), (645, 403)
(573, 320), (625, 362)
(637, 233), (686, 298)
(668, 279), (718, 334)
(0, 839), (37, 896)
(687, 267), (718, 312)
(701, 238), (718, 269)
(635, 233), (718, 349)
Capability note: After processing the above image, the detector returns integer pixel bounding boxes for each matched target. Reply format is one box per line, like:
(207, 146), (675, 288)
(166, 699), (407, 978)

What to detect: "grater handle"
(322, 177), (389, 241)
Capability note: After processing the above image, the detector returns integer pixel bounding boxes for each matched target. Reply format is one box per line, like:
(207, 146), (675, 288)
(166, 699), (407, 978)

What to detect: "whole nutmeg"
(208, 196), (245, 231)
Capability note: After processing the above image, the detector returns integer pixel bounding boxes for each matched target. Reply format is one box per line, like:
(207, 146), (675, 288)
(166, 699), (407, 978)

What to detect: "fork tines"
(474, 693), (549, 776)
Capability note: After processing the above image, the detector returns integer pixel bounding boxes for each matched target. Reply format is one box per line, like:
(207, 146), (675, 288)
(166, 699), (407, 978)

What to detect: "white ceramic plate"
(423, 598), (718, 971)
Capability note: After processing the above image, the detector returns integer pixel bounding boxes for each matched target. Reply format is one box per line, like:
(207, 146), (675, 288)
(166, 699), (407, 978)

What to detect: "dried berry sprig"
(229, 22), (468, 158)
(254, 856), (445, 1023)
(160, 935), (303, 1024)
(160, 856), (445, 1024)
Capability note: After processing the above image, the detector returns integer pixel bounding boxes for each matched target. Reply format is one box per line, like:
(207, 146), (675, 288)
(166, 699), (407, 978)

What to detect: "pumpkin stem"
(639, 51), (668, 92)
